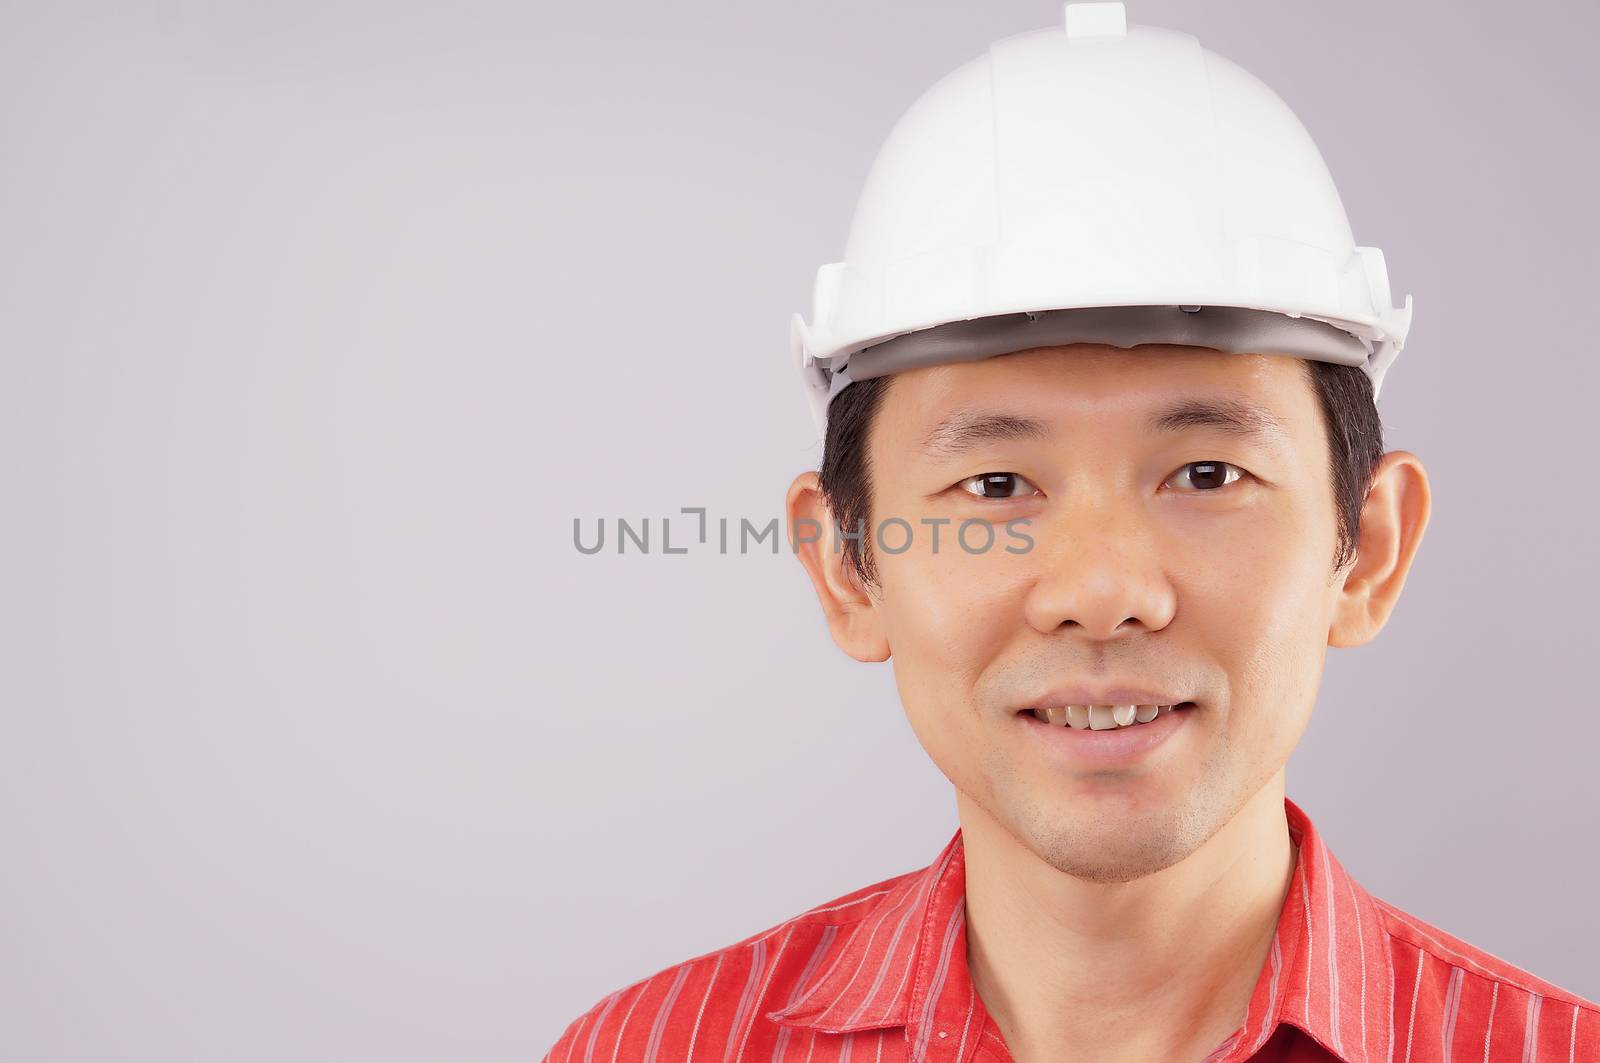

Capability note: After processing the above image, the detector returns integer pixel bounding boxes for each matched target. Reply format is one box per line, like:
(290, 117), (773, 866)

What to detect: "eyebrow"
(1146, 397), (1291, 445)
(916, 397), (1290, 458)
(918, 410), (1051, 457)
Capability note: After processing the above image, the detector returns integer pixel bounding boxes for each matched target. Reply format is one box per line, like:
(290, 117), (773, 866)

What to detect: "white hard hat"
(792, 2), (1413, 436)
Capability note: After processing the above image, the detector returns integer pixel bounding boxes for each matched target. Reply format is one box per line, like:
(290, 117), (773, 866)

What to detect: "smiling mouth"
(1020, 703), (1196, 730)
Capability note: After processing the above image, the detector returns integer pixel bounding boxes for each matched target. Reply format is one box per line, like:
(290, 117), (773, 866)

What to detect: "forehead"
(869, 343), (1321, 450)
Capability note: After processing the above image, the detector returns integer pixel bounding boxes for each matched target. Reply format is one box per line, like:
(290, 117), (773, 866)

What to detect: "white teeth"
(1033, 703), (1180, 729)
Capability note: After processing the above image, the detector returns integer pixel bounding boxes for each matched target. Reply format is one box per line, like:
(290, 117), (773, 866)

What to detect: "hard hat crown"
(794, 2), (1412, 435)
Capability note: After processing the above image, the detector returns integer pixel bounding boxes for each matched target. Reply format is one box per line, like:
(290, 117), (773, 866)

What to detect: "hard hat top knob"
(1064, 1), (1127, 38)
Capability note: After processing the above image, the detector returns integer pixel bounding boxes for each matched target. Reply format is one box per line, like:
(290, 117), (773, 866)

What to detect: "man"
(542, 5), (1598, 1061)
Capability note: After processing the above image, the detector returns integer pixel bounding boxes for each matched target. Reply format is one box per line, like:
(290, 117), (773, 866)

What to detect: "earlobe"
(785, 471), (891, 663)
(1329, 450), (1432, 648)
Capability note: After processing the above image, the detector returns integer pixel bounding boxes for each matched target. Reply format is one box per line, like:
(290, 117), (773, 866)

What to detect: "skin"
(785, 343), (1431, 1063)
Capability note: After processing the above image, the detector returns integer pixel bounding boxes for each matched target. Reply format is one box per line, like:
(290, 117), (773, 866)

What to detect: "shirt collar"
(766, 796), (1393, 1063)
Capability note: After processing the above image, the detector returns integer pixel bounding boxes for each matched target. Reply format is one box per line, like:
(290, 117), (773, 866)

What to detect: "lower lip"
(1016, 705), (1194, 769)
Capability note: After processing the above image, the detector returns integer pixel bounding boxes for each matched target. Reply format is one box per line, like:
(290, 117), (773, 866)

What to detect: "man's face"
(861, 343), (1345, 884)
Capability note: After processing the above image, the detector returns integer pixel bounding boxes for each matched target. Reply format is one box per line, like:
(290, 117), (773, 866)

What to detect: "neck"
(957, 778), (1298, 1063)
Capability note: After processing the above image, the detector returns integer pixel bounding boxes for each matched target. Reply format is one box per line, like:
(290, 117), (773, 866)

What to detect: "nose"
(1021, 503), (1178, 640)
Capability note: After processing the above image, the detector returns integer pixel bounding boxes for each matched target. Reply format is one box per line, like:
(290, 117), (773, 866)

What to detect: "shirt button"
(937, 1031), (947, 1038)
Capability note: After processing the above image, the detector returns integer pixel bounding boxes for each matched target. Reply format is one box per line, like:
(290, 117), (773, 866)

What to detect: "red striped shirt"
(541, 797), (1599, 1062)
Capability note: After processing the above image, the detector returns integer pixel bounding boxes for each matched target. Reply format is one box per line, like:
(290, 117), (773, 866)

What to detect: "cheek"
(1172, 501), (1335, 733)
(876, 548), (1027, 727)
(1188, 533), (1329, 639)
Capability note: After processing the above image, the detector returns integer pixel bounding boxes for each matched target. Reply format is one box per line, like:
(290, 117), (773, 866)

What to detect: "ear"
(1329, 450), (1432, 648)
(785, 470), (890, 663)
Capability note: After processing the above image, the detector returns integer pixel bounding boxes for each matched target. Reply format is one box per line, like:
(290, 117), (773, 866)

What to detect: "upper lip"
(1016, 686), (1193, 711)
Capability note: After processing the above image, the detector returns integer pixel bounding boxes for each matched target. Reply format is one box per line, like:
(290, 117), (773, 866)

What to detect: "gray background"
(2, 1), (1595, 1060)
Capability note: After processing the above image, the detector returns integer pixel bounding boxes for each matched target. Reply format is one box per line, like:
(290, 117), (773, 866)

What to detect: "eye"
(1164, 461), (1245, 491)
(958, 472), (1040, 499)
